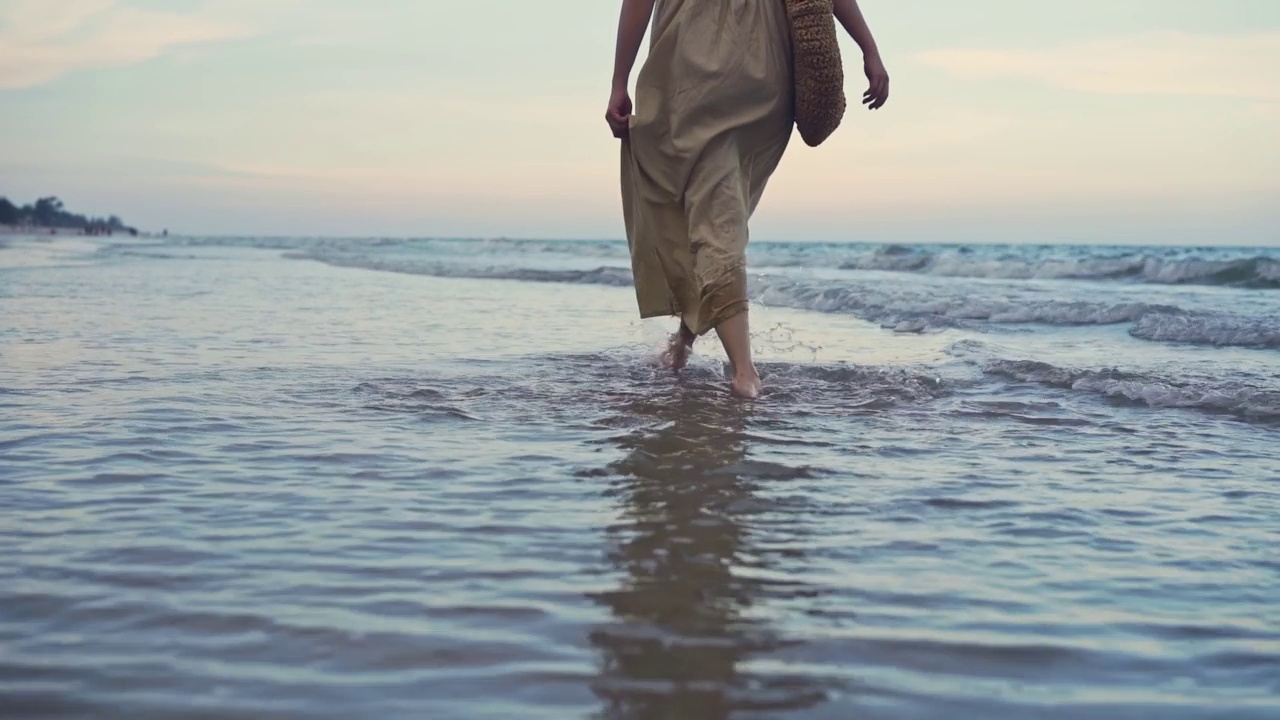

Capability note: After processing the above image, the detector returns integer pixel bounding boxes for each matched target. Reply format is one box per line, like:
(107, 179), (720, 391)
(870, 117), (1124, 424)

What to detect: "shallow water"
(1, 236), (1278, 719)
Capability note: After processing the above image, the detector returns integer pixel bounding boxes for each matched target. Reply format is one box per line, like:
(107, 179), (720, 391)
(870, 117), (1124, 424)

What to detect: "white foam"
(835, 248), (1279, 288)
(984, 360), (1280, 422)
(1130, 313), (1280, 349)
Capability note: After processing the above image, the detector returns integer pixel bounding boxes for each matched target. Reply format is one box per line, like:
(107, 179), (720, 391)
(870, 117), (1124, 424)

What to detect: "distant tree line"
(0, 195), (137, 235)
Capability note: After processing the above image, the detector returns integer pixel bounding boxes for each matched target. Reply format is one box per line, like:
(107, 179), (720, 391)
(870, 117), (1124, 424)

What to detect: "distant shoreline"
(1, 225), (64, 236)
(0, 224), (148, 238)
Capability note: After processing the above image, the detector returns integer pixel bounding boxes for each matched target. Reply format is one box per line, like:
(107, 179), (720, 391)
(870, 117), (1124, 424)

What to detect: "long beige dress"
(621, 0), (794, 336)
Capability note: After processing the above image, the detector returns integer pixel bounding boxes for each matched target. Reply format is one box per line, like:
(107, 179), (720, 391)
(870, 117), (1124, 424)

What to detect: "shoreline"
(0, 224), (146, 238)
(1, 224), (63, 237)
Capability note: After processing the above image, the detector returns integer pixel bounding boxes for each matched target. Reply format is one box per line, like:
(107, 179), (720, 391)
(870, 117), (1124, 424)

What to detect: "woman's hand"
(606, 86), (633, 139)
(863, 54), (889, 110)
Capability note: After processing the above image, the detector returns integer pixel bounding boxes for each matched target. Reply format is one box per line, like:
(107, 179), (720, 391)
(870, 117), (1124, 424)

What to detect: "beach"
(1, 233), (1278, 719)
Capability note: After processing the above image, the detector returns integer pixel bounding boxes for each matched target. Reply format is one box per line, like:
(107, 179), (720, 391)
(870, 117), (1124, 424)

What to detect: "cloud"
(1, 0), (114, 43)
(919, 31), (1280, 101)
(0, 0), (256, 89)
(1248, 102), (1280, 120)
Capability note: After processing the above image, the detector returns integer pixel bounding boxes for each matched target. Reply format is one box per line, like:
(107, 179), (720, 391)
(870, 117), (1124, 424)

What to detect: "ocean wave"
(752, 278), (1181, 333)
(836, 247), (1280, 289)
(983, 359), (1280, 422)
(284, 251), (635, 287)
(176, 235), (632, 259)
(1129, 313), (1280, 349)
(751, 280), (1275, 349)
(287, 248), (1277, 348)
(164, 236), (1279, 289)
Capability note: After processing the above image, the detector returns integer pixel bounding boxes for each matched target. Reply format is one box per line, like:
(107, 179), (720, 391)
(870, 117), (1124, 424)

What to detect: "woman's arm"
(833, 0), (890, 109)
(833, 0), (879, 58)
(611, 0), (657, 92)
(606, 0), (657, 138)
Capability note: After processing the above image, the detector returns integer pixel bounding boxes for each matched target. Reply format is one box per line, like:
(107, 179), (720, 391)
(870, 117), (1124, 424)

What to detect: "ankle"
(678, 324), (696, 346)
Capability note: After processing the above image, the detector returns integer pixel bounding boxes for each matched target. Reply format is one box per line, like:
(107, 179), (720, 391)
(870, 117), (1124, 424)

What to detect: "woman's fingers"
(605, 107), (624, 137)
(606, 91), (633, 138)
(606, 111), (630, 138)
(862, 76), (889, 110)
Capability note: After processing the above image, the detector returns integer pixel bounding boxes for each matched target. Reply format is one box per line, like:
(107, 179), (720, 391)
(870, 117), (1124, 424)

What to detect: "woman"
(607, 0), (889, 398)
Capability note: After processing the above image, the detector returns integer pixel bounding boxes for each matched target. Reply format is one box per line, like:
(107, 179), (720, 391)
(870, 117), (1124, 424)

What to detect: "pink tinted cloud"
(920, 31), (1280, 101)
(0, 0), (254, 89)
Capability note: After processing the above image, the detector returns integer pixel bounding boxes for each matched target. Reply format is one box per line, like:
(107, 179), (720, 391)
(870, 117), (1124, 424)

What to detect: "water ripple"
(2, 245), (1277, 719)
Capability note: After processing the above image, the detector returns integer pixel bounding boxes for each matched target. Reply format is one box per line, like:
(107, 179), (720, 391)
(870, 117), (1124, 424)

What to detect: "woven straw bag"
(784, 0), (846, 147)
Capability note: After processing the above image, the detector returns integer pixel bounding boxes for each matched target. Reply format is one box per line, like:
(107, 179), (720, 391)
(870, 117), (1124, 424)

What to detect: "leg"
(714, 310), (761, 398)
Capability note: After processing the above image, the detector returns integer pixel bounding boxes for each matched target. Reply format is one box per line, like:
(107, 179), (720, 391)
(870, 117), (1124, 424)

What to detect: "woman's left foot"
(729, 371), (762, 399)
(660, 325), (695, 370)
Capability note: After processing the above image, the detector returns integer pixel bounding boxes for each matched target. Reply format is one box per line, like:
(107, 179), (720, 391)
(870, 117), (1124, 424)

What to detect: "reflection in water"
(589, 389), (829, 719)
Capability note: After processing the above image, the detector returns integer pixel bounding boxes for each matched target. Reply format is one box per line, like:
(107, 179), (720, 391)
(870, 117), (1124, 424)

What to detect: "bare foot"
(729, 370), (762, 399)
(660, 324), (696, 370)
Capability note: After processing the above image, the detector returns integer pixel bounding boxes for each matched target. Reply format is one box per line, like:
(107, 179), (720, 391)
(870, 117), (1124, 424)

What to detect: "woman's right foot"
(712, 311), (760, 398)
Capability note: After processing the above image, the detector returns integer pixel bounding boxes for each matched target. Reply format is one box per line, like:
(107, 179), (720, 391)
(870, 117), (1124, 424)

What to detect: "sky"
(0, 0), (1277, 244)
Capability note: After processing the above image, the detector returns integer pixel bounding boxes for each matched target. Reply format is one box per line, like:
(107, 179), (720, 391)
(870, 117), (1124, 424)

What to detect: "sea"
(1, 233), (1278, 719)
